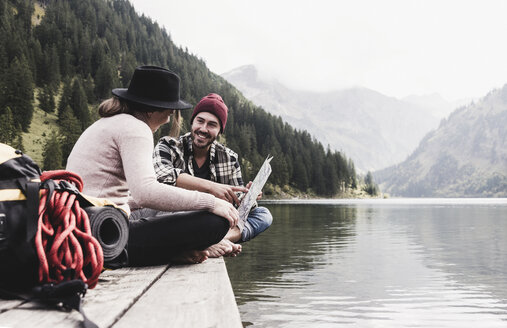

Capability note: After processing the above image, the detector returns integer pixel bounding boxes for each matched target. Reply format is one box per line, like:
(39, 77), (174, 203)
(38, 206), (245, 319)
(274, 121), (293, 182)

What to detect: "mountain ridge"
(375, 85), (507, 197)
(222, 65), (457, 172)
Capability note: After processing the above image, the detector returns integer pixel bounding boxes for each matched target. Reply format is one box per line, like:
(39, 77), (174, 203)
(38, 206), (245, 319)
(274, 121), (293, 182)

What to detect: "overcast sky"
(129, 0), (507, 101)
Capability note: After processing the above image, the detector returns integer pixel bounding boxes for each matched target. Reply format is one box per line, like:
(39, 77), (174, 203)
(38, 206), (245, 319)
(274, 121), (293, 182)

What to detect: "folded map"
(237, 155), (273, 231)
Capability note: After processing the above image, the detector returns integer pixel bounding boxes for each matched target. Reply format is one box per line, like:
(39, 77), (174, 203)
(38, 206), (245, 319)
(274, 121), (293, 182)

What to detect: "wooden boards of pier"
(0, 257), (242, 328)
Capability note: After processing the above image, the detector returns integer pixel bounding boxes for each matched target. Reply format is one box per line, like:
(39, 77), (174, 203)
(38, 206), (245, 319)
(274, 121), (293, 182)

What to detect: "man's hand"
(245, 181), (263, 200)
(209, 182), (248, 206)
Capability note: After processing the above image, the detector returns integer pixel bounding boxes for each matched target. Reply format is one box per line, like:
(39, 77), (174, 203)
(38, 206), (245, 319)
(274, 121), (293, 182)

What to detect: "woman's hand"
(212, 198), (239, 228)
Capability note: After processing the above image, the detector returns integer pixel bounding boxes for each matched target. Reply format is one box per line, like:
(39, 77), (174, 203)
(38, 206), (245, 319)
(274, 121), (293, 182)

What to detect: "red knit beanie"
(191, 93), (228, 132)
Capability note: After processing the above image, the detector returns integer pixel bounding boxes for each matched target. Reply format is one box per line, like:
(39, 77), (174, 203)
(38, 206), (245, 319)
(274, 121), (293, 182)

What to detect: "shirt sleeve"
(214, 146), (244, 187)
(153, 137), (184, 185)
(118, 123), (215, 212)
(230, 156), (244, 187)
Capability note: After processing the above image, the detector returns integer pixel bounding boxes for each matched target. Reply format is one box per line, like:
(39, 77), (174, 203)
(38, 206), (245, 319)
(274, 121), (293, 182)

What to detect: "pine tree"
(47, 44), (61, 89)
(271, 153), (289, 187)
(59, 105), (82, 165)
(0, 107), (18, 145)
(70, 77), (91, 129)
(293, 160), (309, 191)
(119, 52), (137, 87)
(58, 78), (73, 121)
(2, 56), (34, 132)
(13, 134), (24, 152)
(78, 31), (92, 76)
(33, 40), (44, 85)
(60, 49), (73, 78)
(324, 150), (339, 196)
(37, 86), (56, 113)
(42, 132), (63, 170)
(91, 40), (106, 78)
(15, 0), (34, 35)
(83, 74), (95, 103)
(363, 171), (379, 196)
(94, 58), (118, 99)
(347, 159), (357, 189)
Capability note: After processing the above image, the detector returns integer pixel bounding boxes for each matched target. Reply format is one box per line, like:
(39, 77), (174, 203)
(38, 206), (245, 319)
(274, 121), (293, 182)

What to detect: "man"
(153, 93), (273, 255)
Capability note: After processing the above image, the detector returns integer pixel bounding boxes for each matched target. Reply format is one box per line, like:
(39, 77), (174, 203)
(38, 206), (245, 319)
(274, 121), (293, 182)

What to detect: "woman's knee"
(207, 213), (230, 237)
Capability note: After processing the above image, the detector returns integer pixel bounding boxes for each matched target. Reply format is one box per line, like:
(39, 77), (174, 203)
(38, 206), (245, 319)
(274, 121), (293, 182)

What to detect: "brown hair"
(99, 96), (181, 136)
(168, 110), (182, 137)
(98, 97), (131, 117)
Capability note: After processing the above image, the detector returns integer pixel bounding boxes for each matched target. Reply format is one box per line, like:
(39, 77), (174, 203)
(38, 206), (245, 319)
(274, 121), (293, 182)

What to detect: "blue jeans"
(241, 206), (273, 242)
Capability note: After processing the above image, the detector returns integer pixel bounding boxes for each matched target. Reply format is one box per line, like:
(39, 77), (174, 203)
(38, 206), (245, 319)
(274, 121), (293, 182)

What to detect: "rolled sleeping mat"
(84, 206), (129, 264)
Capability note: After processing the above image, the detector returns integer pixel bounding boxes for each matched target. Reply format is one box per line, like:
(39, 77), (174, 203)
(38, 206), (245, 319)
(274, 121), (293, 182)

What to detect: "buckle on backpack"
(58, 180), (80, 195)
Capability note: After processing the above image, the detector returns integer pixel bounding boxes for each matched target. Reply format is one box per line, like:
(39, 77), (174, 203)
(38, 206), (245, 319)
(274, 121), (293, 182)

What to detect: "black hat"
(112, 66), (192, 110)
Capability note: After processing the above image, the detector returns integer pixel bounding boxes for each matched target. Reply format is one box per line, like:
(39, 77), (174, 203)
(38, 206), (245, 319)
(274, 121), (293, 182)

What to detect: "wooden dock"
(0, 258), (242, 328)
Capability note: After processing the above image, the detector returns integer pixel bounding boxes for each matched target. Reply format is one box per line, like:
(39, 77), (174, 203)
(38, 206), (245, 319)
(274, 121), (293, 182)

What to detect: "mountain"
(222, 65), (457, 172)
(375, 85), (507, 197)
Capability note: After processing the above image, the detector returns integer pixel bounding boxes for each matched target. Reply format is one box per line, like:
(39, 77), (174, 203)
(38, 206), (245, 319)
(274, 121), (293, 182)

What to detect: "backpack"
(0, 143), (104, 328)
(0, 143), (42, 285)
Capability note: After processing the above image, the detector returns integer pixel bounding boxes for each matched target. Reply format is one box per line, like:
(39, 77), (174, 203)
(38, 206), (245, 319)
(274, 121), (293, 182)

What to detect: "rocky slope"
(375, 85), (507, 197)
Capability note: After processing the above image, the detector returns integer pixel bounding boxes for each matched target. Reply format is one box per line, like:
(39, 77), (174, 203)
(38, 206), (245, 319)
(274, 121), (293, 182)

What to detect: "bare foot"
(206, 239), (232, 257)
(170, 249), (209, 264)
(224, 239), (242, 257)
(206, 239), (242, 257)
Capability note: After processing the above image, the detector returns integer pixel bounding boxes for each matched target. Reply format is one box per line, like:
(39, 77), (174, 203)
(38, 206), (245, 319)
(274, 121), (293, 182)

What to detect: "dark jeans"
(127, 208), (229, 266)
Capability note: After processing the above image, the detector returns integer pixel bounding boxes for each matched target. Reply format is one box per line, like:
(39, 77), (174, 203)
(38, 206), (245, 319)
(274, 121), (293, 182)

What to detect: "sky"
(128, 0), (507, 102)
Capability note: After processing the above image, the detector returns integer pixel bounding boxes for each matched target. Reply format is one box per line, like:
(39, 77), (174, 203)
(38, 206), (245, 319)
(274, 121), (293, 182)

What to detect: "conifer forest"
(0, 0), (360, 197)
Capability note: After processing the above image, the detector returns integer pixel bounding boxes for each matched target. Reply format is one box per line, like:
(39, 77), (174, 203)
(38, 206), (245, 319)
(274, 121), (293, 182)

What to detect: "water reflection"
(394, 205), (507, 302)
(226, 201), (507, 327)
(226, 205), (357, 305)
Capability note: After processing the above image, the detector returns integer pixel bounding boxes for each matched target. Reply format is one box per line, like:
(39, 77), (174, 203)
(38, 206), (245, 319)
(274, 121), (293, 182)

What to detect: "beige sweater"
(66, 114), (215, 215)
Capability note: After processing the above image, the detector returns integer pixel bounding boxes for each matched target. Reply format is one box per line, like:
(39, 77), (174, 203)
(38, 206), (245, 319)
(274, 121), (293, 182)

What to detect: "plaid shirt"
(153, 132), (244, 187)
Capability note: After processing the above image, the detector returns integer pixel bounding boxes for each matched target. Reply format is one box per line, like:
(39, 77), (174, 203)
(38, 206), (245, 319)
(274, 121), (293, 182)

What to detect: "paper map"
(237, 155), (273, 231)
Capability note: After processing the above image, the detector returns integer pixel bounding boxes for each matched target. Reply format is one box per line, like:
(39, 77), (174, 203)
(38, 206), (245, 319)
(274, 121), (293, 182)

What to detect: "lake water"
(225, 199), (507, 328)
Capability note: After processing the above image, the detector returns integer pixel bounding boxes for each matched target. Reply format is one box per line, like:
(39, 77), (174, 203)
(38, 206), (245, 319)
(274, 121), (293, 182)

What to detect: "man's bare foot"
(224, 239), (242, 257)
(170, 249), (209, 264)
(206, 239), (232, 257)
(206, 239), (242, 257)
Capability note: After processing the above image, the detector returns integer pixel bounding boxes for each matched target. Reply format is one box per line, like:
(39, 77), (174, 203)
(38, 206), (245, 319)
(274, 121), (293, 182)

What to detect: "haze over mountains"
(222, 65), (463, 172)
(376, 85), (507, 197)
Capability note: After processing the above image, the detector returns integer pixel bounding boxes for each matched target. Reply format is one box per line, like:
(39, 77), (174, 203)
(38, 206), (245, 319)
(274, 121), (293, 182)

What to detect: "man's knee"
(252, 206), (273, 228)
(241, 207), (273, 242)
(261, 207), (273, 226)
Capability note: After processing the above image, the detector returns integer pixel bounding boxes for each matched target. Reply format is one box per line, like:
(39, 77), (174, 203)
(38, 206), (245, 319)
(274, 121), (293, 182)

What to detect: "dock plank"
(0, 299), (25, 312)
(113, 258), (242, 328)
(84, 265), (169, 327)
(0, 265), (168, 328)
(0, 258), (242, 328)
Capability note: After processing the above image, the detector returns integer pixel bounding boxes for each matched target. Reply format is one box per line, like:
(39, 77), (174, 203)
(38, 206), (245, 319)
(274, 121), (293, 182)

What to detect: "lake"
(225, 199), (507, 327)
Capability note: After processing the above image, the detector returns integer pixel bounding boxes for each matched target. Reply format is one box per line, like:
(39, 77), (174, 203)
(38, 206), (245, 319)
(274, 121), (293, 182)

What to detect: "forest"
(0, 0), (364, 197)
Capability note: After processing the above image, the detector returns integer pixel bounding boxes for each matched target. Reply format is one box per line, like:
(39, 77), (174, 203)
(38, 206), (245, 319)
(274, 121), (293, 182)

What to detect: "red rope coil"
(36, 170), (103, 288)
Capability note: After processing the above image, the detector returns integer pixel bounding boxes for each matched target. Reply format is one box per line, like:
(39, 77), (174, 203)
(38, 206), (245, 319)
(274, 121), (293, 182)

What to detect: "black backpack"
(0, 143), (42, 285)
(0, 143), (102, 328)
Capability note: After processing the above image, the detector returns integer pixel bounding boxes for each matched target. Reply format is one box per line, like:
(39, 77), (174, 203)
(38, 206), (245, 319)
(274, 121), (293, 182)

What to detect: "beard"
(191, 129), (216, 149)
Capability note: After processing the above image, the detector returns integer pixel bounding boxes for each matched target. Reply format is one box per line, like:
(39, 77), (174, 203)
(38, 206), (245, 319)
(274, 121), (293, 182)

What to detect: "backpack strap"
(7, 179), (42, 267)
(25, 181), (41, 243)
(32, 280), (99, 328)
(1, 280), (99, 328)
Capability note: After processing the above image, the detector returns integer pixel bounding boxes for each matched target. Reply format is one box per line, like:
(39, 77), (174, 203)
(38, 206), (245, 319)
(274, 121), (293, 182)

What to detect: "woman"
(66, 66), (238, 266)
